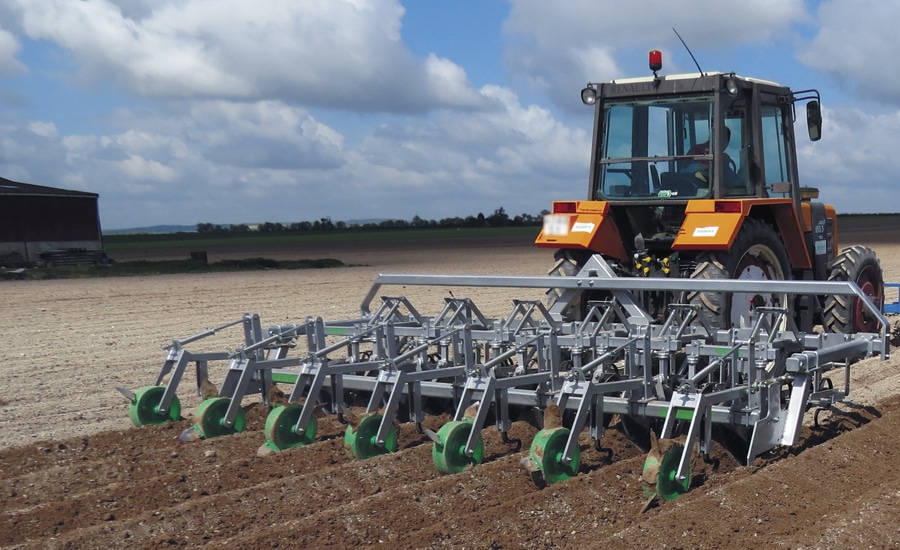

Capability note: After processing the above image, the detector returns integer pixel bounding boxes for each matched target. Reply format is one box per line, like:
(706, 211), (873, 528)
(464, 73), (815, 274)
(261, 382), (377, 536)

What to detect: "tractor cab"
(581, 53), (821, 210)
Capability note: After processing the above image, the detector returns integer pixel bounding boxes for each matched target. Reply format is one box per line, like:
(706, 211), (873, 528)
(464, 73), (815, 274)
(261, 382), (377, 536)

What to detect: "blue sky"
(0, 0), (898, 229)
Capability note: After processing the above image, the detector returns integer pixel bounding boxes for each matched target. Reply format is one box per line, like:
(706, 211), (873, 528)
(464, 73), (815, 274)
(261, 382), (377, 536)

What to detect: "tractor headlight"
(581, 85), (597, 105)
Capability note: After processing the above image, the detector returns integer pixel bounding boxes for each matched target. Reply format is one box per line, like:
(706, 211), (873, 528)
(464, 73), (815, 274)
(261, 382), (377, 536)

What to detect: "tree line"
(196, 207), (547, 234)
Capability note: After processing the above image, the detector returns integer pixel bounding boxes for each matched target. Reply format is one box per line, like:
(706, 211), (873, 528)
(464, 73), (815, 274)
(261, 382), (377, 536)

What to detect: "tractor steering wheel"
(728, 158), (738, 174)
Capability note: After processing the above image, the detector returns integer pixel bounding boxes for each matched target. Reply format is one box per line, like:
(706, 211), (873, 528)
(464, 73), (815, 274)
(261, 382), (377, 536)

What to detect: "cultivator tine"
(116, 387), (136, 402)
(422, 428), (442, 444)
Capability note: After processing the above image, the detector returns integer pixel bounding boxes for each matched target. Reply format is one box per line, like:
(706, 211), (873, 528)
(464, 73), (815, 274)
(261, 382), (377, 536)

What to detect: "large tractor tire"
(547, 248), (594, 321)
(823, 245), (884, 334)
(688, 218), (791, 330)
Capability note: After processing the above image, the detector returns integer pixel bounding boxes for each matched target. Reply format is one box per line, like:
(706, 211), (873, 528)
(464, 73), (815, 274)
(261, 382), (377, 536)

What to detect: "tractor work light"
(725, 77), (739, 96)
(649, 50), (662, 73)
(581, 85), (597, 105)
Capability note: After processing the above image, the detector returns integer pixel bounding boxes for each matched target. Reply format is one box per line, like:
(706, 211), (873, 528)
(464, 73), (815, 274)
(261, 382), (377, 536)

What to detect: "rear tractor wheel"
(689, 218), (791, 330)
(547, 248), (610, 322)
(824, 245), (884, 334)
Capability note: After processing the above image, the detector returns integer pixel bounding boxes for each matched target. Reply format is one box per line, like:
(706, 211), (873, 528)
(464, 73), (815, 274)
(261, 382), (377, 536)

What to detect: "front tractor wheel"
(824, 245), (884, 334)
(689, 218), (791, 330)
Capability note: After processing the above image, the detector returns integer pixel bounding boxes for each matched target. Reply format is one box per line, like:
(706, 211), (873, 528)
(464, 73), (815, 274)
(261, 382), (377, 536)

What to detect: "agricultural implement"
(120, 257), (890, 500)
(120, 52), (895, 500)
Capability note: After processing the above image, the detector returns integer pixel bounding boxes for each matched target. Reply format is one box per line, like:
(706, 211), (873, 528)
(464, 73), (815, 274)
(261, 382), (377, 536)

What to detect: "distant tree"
(487, 207), (509, 227)
(196, 207), (545, 237)
(379, 219), (409, 229)
(259, 222), (285, 232)
(514, 213), (541, 226)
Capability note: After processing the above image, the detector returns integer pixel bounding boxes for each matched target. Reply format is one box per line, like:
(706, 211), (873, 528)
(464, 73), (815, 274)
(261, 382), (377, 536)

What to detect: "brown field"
(2, 221), (900, 549)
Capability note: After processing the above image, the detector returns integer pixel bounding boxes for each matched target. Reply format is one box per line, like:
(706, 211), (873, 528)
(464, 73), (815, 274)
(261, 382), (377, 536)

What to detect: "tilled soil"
(2, 229), (899, 549)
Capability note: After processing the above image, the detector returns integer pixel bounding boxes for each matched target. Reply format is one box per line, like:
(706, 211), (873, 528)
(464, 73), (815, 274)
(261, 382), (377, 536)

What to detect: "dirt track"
(2, 229), (899, 548)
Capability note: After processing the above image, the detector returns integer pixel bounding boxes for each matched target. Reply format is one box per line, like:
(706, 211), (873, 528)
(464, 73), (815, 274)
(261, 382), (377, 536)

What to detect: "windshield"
(595, 97), (745, 200)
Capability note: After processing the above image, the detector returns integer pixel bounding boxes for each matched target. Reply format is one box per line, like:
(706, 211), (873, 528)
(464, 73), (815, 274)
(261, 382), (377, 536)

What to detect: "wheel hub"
(731, 254), (782, 328)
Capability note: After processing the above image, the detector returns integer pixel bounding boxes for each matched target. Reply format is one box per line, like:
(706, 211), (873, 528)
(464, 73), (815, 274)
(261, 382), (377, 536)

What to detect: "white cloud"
(3, 0), (899, 232)
(506, 0), (806, 52)
(797, 106), (900, 213)
(0, 26), (24, 75)
(798, 1), (900, 104)
(504, 0), (807, 108)
(424, 54), (484, 108)
(0, 84), (588, 228)
(7, 0), (485, 112)
(117, 154), (178, 183)
(28, 121), (58, 138)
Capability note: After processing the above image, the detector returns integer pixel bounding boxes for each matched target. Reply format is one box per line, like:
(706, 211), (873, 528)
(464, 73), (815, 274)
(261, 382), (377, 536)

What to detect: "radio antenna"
(673, 28), (703, 74)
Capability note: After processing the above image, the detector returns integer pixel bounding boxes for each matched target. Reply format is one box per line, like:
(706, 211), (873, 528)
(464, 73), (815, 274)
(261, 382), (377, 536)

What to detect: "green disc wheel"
(343, 414), (398, 459)
(529, 427), (580, 484)
(264, 404), (318, 450)
(193, 397), (246, 439)
(432, 420), (484, 474)
(642, 443), (690, 501)
(129, 386), (181, 426)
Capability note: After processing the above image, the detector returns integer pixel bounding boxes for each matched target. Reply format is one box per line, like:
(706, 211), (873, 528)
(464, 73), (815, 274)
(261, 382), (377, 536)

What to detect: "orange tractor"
(536, 51), (884, 334)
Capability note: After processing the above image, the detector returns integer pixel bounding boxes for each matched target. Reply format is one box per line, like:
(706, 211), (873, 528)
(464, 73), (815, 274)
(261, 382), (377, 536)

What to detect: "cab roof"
(612, 72), (781, 88)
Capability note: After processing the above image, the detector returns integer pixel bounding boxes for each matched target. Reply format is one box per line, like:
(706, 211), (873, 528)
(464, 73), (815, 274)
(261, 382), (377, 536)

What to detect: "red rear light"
(552, 202), (577, 214)
(649, 50), (662, 73)
(714, 201), (741, 213)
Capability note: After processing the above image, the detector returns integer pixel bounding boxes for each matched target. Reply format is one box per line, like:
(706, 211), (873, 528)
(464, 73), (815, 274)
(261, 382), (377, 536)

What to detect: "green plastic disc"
(344, 414), (398, 459)
(193, 397), (246, 439)
(129, 386), (181, 426)
(529, 427), (580, 484)
(643, 443), (690, 501)
(264, 404), (318, 450)
(432, 420), (484, 474)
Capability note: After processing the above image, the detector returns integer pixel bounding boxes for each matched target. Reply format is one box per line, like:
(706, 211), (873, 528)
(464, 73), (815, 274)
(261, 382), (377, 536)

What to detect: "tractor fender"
(673, 199), (812, 270)
(535, 201), (628, 261)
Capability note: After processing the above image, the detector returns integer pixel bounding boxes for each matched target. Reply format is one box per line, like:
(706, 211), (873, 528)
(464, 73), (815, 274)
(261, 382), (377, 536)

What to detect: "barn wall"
(0, 240), (102, 263)
(0, 195), (101, 242)
(0, 194), (102, 264)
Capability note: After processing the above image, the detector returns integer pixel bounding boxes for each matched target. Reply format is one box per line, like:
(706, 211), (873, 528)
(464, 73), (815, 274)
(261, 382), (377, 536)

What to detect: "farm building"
(0, 176), (103, 266)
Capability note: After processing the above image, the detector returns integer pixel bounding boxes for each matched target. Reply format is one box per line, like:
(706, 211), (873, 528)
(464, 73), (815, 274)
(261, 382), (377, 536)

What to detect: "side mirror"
(806, 100), (822, 141)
